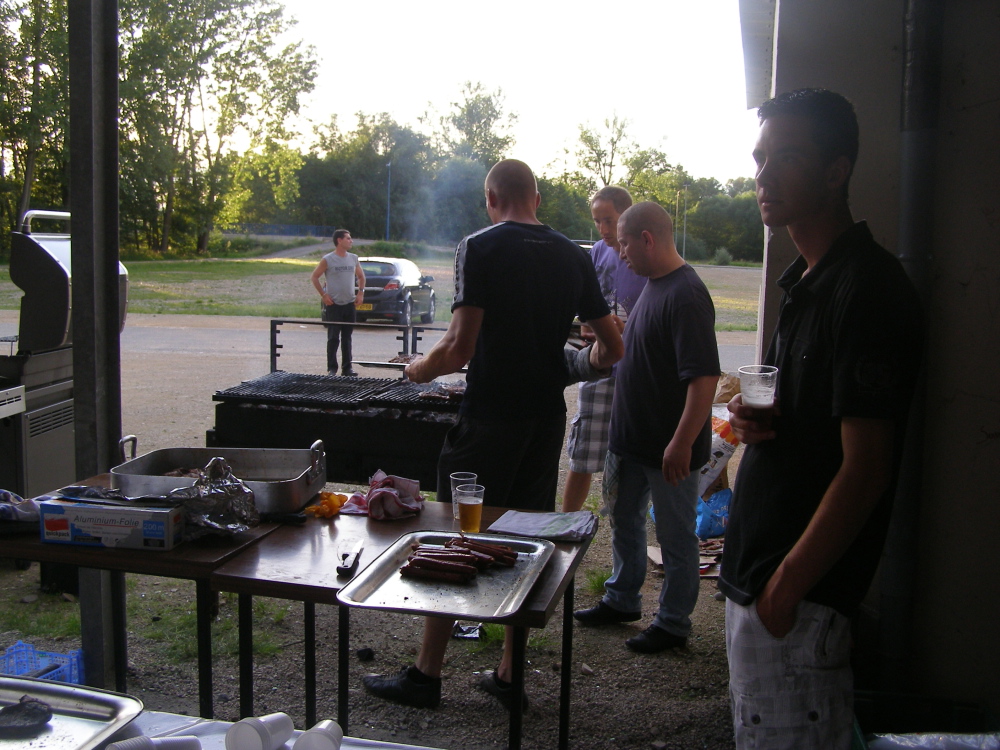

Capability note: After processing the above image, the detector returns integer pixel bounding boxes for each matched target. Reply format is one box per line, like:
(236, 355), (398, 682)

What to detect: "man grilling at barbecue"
(362, 158), (624, 711)
(310, 228), (365, 377)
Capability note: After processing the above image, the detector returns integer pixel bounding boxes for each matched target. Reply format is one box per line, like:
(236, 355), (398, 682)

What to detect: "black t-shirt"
(453, 221), (609, 419)
(718, 222), (924, 616)
(608, 264), (720, 469)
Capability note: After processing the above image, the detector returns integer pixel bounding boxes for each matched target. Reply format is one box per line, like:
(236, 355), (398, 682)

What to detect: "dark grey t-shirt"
(453, 221), (609, 419)
(608, 264), (719, 469)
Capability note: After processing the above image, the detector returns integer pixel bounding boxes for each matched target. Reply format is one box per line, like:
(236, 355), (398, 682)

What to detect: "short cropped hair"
(591, 186), (632, 214)
(485, 159), (538, 206)
(618, 201), (673, 244)
(333, 228), (351, 243)
(758, 88), (859, 170)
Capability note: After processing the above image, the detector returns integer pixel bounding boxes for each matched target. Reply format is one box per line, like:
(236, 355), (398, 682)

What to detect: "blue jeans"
(603, 455), (700, 637)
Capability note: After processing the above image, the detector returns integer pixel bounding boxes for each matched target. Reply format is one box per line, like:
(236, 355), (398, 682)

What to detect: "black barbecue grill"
(0, 211), (128, 497)
(209, 372), (465, 490)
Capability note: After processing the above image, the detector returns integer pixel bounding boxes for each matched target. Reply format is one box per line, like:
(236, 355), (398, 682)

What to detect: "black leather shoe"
(625, 625), (687, 654)
(573, 601), (642, 626)
(478, 671), (529, 712)
(362, 666), (441, 709)
(342, 368), (358, 377)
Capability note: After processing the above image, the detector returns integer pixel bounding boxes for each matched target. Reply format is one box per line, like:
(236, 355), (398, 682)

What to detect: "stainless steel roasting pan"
(110, 436), (326, 514)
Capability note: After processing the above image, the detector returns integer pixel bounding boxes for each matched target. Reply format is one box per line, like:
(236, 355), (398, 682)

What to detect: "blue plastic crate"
(1, 640), (84, 684)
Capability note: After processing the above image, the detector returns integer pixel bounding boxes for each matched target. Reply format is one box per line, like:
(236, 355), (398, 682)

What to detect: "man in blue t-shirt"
(562, 186), (647, 512)
(574, 202), (720, 655)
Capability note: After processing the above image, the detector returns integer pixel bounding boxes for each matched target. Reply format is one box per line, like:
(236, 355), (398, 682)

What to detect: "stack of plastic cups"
(292, 719), (344, 750)
(107, 737), (202, 750)
(225, 712), (294, 750)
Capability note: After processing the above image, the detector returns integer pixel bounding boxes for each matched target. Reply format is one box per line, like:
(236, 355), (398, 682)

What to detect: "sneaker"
(625, 625), (687, 654)
(573, 601), (642, 626)
(362, 666), (441, 709)
(342, 368), (358, 377)
(478, 670), (529, 712)
(327, 369), (338, 376)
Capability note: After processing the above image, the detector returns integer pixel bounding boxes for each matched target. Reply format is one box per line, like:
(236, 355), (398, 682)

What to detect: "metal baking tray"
(337, 531), (555, 621)
(0, 675), (143, 749)
(110, 436), (326, 514)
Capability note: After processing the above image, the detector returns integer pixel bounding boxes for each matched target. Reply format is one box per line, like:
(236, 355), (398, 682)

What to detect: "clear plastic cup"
(455, 483), (485, 533)
(292, 719), (344, 750)
(738, 365), (778, 408)
(449, 472), (477, 520)
(225, 712), (294, 750)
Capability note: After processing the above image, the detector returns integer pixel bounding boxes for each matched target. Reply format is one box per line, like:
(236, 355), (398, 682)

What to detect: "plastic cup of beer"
(738, 365), (779, 408)
(455, 484), (485, 533)
(449, 472), (477, 519)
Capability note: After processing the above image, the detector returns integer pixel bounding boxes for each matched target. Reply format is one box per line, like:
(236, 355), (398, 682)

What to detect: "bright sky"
(280, 0), (761, 184)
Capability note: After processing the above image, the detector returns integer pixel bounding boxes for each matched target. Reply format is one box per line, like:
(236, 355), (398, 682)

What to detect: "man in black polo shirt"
(719, 89), (923, 748)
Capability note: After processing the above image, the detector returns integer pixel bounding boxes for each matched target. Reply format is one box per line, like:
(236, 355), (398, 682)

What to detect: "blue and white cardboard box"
(39, 498), (184, 550)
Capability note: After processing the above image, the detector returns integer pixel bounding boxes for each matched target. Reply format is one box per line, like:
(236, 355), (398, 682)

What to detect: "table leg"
(196, 580), (214, 719)
(238, 593), (253, 718)
(305, 602), (316, 727)
(559, 578), (575, 750)
(111, 570), (128, 692)
(338, 605), (349, 734)
(508, 625), (527, 750)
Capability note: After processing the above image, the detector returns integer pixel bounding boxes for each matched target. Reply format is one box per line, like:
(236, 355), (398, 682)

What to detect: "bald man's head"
(616, 202), (680, 277)
(485, 159), (538, 208)
(618, 201), (675, 244)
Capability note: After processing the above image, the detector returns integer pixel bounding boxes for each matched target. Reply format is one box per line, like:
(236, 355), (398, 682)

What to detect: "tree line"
(0, 0), (763, 263)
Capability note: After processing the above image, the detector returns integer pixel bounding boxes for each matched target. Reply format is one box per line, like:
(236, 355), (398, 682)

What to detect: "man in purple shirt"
(562, 186), (647, 512)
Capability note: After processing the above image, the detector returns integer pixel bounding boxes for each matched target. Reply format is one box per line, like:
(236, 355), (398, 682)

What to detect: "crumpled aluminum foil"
(165, 457), (259, 540)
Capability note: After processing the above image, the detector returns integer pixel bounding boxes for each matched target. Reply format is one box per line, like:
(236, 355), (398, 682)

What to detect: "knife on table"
(337, 537), (364, 577)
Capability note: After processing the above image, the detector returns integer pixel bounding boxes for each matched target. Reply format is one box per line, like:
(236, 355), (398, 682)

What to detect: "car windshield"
(361, 262), (396, 276)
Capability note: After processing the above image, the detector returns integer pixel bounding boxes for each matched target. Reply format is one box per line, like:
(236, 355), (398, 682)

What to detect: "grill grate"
(213, 371), (465, 412)
(213, 371), (398, 409)
(367, 383), (464, 412)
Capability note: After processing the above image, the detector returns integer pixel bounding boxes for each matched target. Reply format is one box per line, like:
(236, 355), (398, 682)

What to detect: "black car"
(356, 257), (436, 325)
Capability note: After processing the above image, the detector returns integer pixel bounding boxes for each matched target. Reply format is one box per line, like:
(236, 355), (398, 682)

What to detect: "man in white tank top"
(310, 229), (365, 376)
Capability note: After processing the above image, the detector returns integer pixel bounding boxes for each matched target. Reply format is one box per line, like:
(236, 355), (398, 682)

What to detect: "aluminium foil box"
(39, 498), (184, 550)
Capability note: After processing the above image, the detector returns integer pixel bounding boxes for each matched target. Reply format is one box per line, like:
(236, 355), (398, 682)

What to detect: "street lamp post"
(385, 162), (392, 241)
(682, 183), (689, 260)
(675, 190), (681, 240)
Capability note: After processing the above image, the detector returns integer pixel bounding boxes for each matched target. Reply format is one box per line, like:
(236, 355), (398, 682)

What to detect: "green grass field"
(0, 253), (758, 329)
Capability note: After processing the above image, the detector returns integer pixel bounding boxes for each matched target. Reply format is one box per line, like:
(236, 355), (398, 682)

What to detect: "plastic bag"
(165, 457), (259, 539)
(697, 412), (740, 497)
(695, 488), (731, 539)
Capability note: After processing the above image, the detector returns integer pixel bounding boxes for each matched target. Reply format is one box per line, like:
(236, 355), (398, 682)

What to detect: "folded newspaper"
(486, 510), (598, 541)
